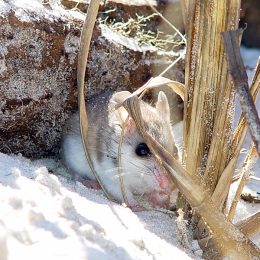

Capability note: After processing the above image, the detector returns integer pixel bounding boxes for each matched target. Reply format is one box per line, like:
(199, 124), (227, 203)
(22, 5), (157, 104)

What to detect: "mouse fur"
(62, 90), (180, 208)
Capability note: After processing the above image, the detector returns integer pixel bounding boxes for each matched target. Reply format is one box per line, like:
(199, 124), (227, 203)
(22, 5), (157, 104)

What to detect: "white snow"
(0, 153), (200, 260)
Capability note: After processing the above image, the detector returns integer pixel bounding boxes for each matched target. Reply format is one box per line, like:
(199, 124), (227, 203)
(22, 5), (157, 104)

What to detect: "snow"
(0, 153), (200, 260)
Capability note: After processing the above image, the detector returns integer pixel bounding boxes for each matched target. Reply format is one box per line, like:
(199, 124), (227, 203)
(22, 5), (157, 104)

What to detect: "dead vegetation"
(78, 0), (260, 259)
(98, 10), (185, 52)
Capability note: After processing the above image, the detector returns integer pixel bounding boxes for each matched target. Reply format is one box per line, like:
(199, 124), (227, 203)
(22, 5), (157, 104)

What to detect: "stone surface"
(0, 0), (184, 158)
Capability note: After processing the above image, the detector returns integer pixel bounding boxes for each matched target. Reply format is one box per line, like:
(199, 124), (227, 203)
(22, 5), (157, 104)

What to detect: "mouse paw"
(79, 179), (102, 190)
(149, 191), (170, 208)
(121, 193), (145, 211)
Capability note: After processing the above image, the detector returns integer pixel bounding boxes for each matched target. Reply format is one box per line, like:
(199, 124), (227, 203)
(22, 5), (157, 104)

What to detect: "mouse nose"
(154, 168), (173, 191)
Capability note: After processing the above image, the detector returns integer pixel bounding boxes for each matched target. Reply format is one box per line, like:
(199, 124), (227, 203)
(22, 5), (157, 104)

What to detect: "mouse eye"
(135, 143), (150, 157)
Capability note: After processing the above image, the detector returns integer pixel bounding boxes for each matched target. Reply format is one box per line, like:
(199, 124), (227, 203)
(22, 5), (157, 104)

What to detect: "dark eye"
(135, 143), (150, 157)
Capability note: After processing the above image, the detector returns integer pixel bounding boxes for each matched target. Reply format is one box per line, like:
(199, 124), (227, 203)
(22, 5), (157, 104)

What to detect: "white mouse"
(62, 90), (181, 209)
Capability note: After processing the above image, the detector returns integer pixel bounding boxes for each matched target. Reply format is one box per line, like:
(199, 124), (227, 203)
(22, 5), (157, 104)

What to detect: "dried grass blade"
(236, 211), (260, 237)
(78, 0), (114, 201)
(210, 35), (260, 211)
(227, 145), (258, 222)
(137, 76), (185, 100)
(117, 117), (130, 206)
(222, 30), (260, 156)
(232, 59), (260, 153)
(114, 76), (185, 111)
(211, 155), (238, 208)
(183, 1), (241, 195)
(121, 95), (260, 259)
(159, 53), (185, 77)
(180, 0), (189, 30)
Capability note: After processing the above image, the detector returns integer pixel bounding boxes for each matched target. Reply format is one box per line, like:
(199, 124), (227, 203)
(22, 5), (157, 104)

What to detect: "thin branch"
(159, 52), (185, 77)
(222, 30), (260, 156)
(241, 193), (260, 203)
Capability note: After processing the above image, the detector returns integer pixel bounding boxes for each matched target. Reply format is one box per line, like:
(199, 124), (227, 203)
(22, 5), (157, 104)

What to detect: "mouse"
(62, 90), (181, 209)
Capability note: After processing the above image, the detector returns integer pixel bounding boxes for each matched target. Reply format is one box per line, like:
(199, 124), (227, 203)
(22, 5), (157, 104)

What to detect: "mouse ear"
(109, 91), (132, 125)
(156, 91), (171, 122)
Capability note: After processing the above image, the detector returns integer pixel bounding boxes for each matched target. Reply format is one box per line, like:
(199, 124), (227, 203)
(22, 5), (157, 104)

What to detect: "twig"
(159, 52), (185, 77)
(222, 30), (260, 156)
(114, 76), (185, 109)
(241, 193), (260, 203)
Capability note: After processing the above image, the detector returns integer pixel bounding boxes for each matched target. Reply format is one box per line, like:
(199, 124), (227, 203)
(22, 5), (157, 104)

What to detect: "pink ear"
(156, 91), (170, 122)
(114, 107), (129, 125)
(110, 91), (132, 126)
(123, 117), (136, 136)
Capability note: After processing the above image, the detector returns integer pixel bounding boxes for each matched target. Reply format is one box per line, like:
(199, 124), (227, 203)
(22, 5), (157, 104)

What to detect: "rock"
(0, 0), (184, 158)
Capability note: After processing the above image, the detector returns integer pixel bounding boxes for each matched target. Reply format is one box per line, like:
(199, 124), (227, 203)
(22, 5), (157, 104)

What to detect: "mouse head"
(108, 91), (178, 205)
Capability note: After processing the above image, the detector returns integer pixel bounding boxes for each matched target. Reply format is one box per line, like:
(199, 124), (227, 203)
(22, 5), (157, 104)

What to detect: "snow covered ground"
(0, 46), (259, 259)
(0, 153), (201, 260)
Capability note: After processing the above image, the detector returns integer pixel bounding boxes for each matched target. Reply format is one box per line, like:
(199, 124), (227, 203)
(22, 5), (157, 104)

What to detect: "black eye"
(135, 143), (150, 156)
